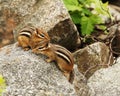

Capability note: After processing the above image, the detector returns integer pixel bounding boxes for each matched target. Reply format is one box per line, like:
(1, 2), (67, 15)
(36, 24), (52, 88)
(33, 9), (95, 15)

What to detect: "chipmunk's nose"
(32, 49), (36, 53)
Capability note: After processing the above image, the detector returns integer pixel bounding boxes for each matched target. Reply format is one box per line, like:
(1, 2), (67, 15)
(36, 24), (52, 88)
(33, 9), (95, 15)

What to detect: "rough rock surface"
(0, 0), (80, 50)
(73, 42), (114, 79)
(88, 57), (120, 96)
(0, 43), (77, 96)
(73, 65), (93, 96)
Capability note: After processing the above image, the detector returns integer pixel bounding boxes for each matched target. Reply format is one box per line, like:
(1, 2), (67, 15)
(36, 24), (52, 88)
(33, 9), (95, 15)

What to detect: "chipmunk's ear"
(35, 28), (39, 34)
(36, 28), (45, 38)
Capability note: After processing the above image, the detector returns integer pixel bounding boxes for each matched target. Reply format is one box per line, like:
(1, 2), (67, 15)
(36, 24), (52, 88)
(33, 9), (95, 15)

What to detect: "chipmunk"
(17, 26), (50, 51)
(32, 43), (74, 82)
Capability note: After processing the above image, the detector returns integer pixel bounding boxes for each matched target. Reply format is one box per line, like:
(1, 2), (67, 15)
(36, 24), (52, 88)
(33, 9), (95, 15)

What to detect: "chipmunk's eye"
(46, 43), (48, 47)
(38, 46), (44, 49)
(38, 33), (45, 38)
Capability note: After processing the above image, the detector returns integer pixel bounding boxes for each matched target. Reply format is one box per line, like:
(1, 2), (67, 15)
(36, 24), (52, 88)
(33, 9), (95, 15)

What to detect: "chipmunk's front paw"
(45, 58), (52, 63)
(23, 47), (30, 51)
(17, 42), (21, 47)
(63, 71), (70, 82)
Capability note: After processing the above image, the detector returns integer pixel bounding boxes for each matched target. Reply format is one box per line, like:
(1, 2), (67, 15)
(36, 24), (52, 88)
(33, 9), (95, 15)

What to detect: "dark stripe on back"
(21, 30), (32, 34)
(38, 43), (49, 50)
(56, 50), (71, 64)
(20, 27), (35, 34)
(56, 52), (70, 64)
(19, 27), (35, 38)
(20, 33), (31, 38)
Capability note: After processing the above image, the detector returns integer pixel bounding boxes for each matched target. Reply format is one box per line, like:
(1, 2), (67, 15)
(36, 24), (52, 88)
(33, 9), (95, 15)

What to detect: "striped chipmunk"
(17, 26), (50, 51)
(32, 43), (74, 83)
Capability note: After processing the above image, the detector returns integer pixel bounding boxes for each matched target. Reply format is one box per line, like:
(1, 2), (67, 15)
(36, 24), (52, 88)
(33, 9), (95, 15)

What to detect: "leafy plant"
(63, 0), (111, 36)
(0, 75), (6, 95)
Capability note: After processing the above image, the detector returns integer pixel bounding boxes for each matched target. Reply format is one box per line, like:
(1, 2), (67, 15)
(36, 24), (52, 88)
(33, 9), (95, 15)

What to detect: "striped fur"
(32, 43), (74, 83)
(37, 43), (73, 64)
(53, 44), (73, 64)
(19, 27), (35, 38)
(55, 50), (71, 64)
(18, 26), (50, 51)
(19, 32), (31, 38)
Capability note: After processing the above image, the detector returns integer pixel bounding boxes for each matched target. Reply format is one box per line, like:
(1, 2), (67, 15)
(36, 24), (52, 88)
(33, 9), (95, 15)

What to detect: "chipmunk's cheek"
(38, 51), (43, 54)
(32, 49), (36, 53)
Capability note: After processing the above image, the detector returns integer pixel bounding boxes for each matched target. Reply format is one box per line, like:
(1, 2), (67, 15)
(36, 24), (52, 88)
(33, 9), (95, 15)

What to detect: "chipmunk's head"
(31, 28), (50, 48)
(35, 28), (50, 42)
(32, 43), (50, 54)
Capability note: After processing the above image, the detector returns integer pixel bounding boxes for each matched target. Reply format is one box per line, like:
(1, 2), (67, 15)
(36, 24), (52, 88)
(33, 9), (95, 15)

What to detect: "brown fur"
(32, 43), (74, 82)
(17, 27), (50, 50)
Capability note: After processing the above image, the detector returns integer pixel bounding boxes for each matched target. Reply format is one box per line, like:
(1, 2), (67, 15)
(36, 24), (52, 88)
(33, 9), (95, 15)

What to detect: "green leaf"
(63, 0), (82, 11)
(63, 0), (79, 6)
(81, 15), (103, 36)
(90, 15), (103, 24)
(63, 0), (111, 36)
(97, 25), (107, 30)
(81, 16), (94, 36)
(0, 76), (5, 85)
(92, 0), (110, 17)
(78, 0), (94, 6)
(66, 5), (82, 11)
(70, 11), (81, 24)
(0, 75), (6, 94)
(81, 8), (92, 16)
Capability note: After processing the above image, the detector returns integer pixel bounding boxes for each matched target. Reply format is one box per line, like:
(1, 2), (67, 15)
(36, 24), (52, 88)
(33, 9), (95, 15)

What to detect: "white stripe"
(37, 34), (44, 38)
(19, 32), (31, 37)
(38, 47), (49, 51)
(55, 51), (71, 63)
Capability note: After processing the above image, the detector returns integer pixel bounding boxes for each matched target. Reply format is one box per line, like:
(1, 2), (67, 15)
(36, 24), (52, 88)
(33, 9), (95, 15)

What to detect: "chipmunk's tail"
(69, 70), (75, 84)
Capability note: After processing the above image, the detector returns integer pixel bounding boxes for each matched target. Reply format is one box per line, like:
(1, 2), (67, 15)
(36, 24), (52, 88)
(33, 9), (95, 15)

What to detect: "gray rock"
(0, 0), (81, 50)
(109, 5), (120, 21)
(73, 65), (93, 96)
(0, 0), (80, 51)
(73, 42), (114, 79)
(0, 43), (77, 96)
(88, 57), (120, 96)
